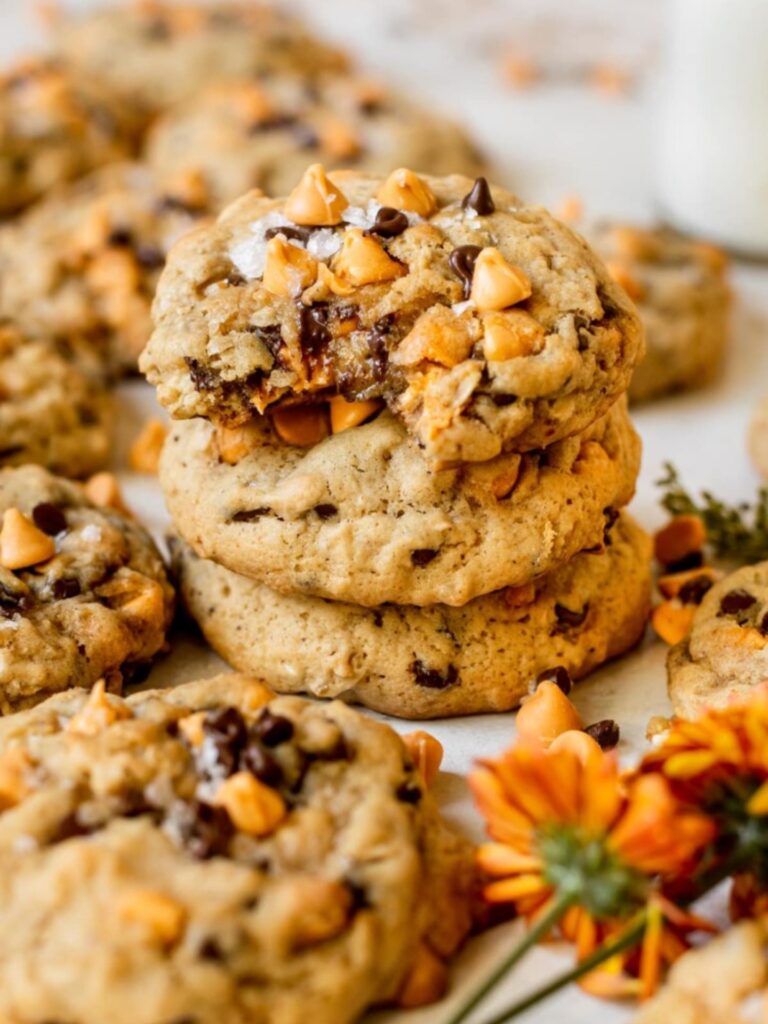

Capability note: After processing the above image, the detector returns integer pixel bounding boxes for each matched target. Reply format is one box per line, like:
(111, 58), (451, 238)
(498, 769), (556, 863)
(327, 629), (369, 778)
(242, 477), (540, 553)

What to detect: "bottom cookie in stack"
(0, 673), (475, 1024)
(171, 513), (651, 718)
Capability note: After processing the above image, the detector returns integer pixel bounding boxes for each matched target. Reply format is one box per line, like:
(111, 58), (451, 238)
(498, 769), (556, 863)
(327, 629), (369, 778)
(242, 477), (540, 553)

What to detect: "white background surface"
(3, 2), (768, 1022)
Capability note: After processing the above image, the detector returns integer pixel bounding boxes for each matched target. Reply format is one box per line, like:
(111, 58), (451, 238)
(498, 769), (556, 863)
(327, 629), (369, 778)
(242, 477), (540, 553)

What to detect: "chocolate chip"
(536, 666), (572, 695)
(252, 323), (283, 358)
(253, 709), (294, 747)
(603, 506), (620, 546)
(135, 243), (165, 269)
(396, 781), (422, 803)
(0, 583), (31, 618)
(760, 612), (768, 636)
(411, 660), (458, 689)
(370, 207), (409, 238)
(551, 603), (590, 634)
(52, 578), (81, 600)
(666, 550), (705, 574)
(372, 610), (384, 628)
(461, 177), (495, 216)
(449, 244), (482, 299)
(719, 589), (757, 616)
(230, 508), (271, 522)
(122, 661), (152, 686)
(248, 113), (298, 134)
(410, 548), (439, 567)
(198, 938), (225, 961)
(107, 227), (133, 248)
(264, 224), (313, 244)
(299, 304), (331, 357)
(226, 272), (247, 286)
(314, 504), (338, 520)
(585, 719), (621, 750)
(678, 575), (714, 606)
(240, 743), (283, 786)
(174, 800), (233, 860)
(202, 707), (247, 776)
(32, 503), (66, 536)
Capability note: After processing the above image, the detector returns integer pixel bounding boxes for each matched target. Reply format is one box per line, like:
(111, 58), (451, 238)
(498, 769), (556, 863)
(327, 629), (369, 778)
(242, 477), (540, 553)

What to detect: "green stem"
(477, 915), (646, 1024)
(444, 892), (576, 1024)
(475, 849), (752, 1024)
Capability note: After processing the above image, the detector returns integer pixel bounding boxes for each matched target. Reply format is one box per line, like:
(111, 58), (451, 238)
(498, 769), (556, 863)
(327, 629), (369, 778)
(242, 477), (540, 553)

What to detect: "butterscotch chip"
(142, 170), (642, 465)
(129, 419), (168, 474)
(0, 464), (174, 714)
(0, 672), (475, 1023)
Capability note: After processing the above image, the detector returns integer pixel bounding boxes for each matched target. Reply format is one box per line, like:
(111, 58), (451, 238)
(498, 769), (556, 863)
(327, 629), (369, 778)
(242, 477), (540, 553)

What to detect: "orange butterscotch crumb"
(214, 422), (261, 465)
(500, 52), (539, 90)
(67, 680), (132, 736)
(129, 418), (168, 474)
(271, 405), (329, 447)
(84, 472), (129, 514)
(213, 771), (286, 836)
(605, 261), (644, 302)
(403, 731), (444, 787)
(0, 748), (34, 810)
(118, 890), (186, 946)
(589, 63), (633, 97)
(481, 310), (544, 361)
(651, 601), (696, 646)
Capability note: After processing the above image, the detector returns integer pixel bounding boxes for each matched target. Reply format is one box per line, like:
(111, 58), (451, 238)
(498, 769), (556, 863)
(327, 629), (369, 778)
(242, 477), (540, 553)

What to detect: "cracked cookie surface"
(0, 163), (210, 374)
(51, 2), (349, 120)
(141, 170), (643, 465)
(160, 399), (640, 608)
(592, 223), (730, 404)
(0, 673), (474, 1024)
(0, 323), (112, 478)
(0, 465), (174, 712)
(145, 76), (487, 210)
(668, 562), (768, 717)
(172, 515), (651, 718)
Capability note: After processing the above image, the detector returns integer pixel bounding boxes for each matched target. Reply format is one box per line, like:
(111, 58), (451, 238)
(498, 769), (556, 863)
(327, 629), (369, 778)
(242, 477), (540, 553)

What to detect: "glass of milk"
(657, 0), (768, 258)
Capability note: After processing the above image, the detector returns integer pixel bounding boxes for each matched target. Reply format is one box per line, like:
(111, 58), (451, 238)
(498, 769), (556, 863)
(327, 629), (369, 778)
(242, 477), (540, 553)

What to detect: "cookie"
(667, 562), (768, 718)
(0, 163), (210, 374)
(0, 465), (174, 713)
(0, 59), (138, 216)
(0, 323), (112, 479)
(141, 168), (643, 465)
(0, 673), (475, 1023)
(171, 514), (651, 718)
(591, 223), (730, 404)
(145, 76), (487, 210)
(51, 2), (349, 120)
(160, 399), (640, 608)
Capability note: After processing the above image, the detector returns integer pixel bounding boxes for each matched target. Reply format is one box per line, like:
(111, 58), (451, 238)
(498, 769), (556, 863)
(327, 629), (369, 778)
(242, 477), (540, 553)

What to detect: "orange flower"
(472, 742), (714, 996)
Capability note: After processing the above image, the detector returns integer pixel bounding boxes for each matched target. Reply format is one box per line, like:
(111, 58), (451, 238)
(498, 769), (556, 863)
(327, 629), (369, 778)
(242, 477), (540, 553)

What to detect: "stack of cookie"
(142, 165), (652, 718)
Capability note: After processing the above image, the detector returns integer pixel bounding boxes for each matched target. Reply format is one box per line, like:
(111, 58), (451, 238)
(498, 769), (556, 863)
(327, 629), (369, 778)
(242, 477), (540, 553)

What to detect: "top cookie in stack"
(143, 167), (650, 717)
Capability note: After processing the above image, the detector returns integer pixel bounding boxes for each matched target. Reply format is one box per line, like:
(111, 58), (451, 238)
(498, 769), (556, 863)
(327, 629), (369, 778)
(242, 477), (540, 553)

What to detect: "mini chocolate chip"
(678, 575), (715, 606)
(370, 206), (409, 238)
(603, 506), (620, 546)
(240, 743), (283, 786)
(396, 781), (423, 803)
(264, 224), (313, 244)
(299, 304), (331, 356)
(314, 504), (338, 520)
(252, 323), (283, 358)
(0, 583), (32, 618)
(449, 244), (482, 299)
(248, 113), (298, 134)
(135, 243), (165, 269)
(226, 272), (247, 286)
(230, 508), (271, 522)
(760, 612), (768, 636)
(157, 194), (200, 215)
(666, 550), (705, 574)
(551, 603), (590, 634)
(293, 123), (320, 149)
(411, 660), (459, 689)
(461, 177), (495, 215)
(410, 548), (439, 567)
(32, 503), (66, 536)
(372, 610), (384, 628)
(174, 800), (234, 860)
(585, 720), (621, 750)
(122, 661), (152, 686)
(202, 707), (247, 776)
(719, 589), (757, 616)
(199, 938), (225, 961)
(107, 227), (133, 248)
(52, 578), (81, 600)
(491, 394), (518, 407)
(253, 709), (294, 746)
(536, 666), (572, 695)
